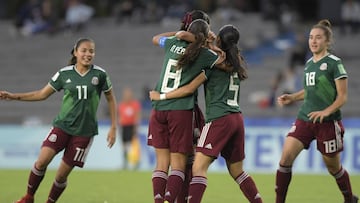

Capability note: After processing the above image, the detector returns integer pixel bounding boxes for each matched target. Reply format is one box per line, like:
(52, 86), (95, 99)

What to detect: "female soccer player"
(275, 19), (358, 203)
(0, 38), (117, 203)
(150, 24), (263, 203)
(148, 19), (224, 203)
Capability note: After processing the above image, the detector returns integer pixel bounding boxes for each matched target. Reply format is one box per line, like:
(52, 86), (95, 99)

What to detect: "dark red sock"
(188, 176), (207, 203)
(152, 170), (168, 203)
(235, 171), (262, 203)
(333, 166), (353, 203)
(164, 170), (185, 203)
(176, 163), (192, 203)
(275, 165), (292, 203)
(47, 180), (67, 203)
(27, 164), (46, 196)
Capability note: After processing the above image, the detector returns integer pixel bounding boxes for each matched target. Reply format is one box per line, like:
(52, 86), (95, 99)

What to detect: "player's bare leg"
(187, 152), (213, 203)
(322, 153), (357, 203)
(15, 147), (56, 203)
(275, 136), (304, 203)
(46, 160), (73, 203)
(228, 161), (262, 203)
(152, 148), (170, 203)
(164, 152), (187, 203)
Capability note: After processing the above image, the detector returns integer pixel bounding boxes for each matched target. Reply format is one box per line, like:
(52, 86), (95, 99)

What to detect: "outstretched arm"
(104, 89), (117, 148)
(152, 31), (177, 46)
(0, 84), (55, 101)
(150, 72), (207, 101)
(277, 89), (305, 106)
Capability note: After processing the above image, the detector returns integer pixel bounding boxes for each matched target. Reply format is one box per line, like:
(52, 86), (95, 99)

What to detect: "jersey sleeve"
(201, 48), (219, 69)
(163, 36), (177, 49)
(102, 72), (112, 92)
(333, 60), (348, 80)
(49, 71), (63, 91)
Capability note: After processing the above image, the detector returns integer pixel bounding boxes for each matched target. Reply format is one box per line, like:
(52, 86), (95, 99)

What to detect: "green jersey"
(152, 36), (219, 111)
(49, 65), (112, 136)
(298, 54), (348, 121)
(204, 69), (241, 122)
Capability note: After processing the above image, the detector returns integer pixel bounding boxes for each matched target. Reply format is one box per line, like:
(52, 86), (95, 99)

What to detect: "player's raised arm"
(0, 84), (55, 101)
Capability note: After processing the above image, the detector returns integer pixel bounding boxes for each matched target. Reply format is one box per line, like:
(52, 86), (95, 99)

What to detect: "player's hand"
(107, 127), (116, 148)
(0, 91), (14, 100)
(277, 94), (293, 106)
(149, 90), (160, 101)
(207, 31), (216, 43)
(308, 110), (330, 123)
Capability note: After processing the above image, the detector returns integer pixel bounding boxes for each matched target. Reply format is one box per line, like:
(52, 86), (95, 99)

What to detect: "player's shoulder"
(92, 65), (107, 73)
(58, 65), (74, 72)
(326, 54), (342, 62)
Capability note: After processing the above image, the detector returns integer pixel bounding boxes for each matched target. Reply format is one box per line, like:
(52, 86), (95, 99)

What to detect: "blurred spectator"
(64, 0), (94, 32)
(117, 87), (141, 170)
(212, 0), (244, 24)
(340, 0), (360, 35)
(267, 32), (308, 107)
(113, 0), (141, 24)
(13, 0), (55, 36)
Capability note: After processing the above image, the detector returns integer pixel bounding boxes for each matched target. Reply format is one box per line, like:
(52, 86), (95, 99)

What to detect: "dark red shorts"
(42, 127), (93, 167)
(196, 113), (245, 163)
(287, 119), (344, 156)
(147, 109), (194, 154)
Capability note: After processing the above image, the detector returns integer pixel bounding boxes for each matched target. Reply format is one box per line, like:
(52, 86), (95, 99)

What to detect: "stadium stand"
(0, 14), (359, 124)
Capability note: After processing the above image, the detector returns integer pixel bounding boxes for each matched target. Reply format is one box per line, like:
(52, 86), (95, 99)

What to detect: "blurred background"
(0, 0), (359, 173)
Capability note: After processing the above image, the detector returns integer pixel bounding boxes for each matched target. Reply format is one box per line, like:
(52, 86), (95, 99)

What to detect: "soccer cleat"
(14, 195), (34, 203)
(345, 195), (359, 203)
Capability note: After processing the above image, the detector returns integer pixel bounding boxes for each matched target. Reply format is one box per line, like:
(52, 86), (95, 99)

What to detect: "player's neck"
(75, 64), (90, 74)
(312, 51), (328, 62)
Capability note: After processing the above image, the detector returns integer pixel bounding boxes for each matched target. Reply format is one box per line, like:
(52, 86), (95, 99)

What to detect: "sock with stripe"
(46, 180), (67, 203)
(152, 170), (168, 203)
(188, 176), (207, 203)
(275, 165), (292, 203)
(164, 170), (185, 203)
(27, 164), (46, 196)
(235, 171), (263, 203)
(332, 166), (354, 203)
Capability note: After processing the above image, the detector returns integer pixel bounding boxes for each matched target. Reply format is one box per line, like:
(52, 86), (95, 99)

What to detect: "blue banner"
(0, 122), (359, 174)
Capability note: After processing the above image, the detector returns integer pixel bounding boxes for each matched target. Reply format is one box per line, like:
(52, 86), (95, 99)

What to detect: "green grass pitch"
(1, 169), (359, 202)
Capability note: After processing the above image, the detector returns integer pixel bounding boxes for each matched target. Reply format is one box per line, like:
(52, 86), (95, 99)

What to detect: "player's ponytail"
(177, 19), (209, 69)
(218, 25), (248, 80)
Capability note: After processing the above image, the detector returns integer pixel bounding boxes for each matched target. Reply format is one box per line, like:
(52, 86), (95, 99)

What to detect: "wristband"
(160, 94), (166, 100)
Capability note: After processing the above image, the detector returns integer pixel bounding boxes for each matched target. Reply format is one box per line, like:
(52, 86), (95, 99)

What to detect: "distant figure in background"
(275, 19), (358, 203)
(340, 0), (360, 35)
(13, 0), (54, 36)
(0, 38), (117, 203)
(268, 31), (308, 107)
(117, 87), (141, 169)
(64, 0), (94, 32)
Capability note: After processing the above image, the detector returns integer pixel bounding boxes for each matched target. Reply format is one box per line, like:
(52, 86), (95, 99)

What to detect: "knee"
(35, 161), (48, 170)
(279, 154), (296, 166)
(326, 164), (341, 175)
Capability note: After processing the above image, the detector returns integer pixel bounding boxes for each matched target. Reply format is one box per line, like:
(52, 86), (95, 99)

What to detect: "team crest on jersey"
(48, 133), (57, 142)
(91, 77), (99, 85)
(320, 63), (327, 71)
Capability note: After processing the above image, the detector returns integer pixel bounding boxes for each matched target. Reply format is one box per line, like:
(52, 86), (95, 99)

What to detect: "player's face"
(74, 41), (95, 67)
(308, 28), (328, 55)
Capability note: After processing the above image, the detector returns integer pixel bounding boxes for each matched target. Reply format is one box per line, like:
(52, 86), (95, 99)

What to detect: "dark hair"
(176, 19), (209, 69)
(180, 10), (210, 31)
(218, 25), (248, 80)
(311, 19), (333, 51)
(68, 38), (95, 65)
